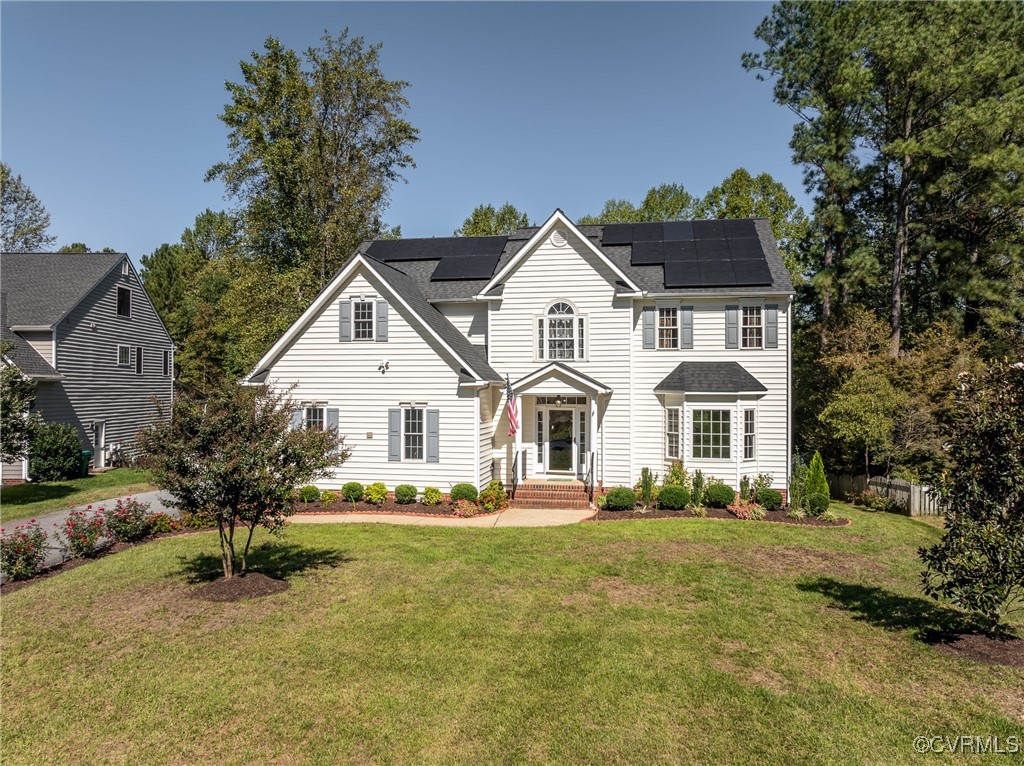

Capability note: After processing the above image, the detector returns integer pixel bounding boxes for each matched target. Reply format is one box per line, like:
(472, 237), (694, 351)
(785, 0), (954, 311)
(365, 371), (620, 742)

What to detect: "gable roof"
(655, 361), (768, 395)
(0, 252), (126, 327)
(351, 214), (793, 303)
(246, 253), (502, 384)
(512, 362), (611, 395)
(0, 294), (61, 379)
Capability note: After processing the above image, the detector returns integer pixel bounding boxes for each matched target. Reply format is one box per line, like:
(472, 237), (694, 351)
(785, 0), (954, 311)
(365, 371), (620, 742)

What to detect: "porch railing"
(584, 451), (596, 503)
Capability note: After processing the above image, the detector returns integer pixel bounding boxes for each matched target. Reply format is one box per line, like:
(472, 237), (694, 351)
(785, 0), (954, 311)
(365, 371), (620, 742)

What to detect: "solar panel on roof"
(663, 260), (702, 288)
(631, 240), (665, 265)
(601, 223), (633, 246)
(662, 221), (694, 241)
(692, 220), (725, 240)
(695, 239), (730, 261)
(429, 254), (501, 281)
(632, 223), (664, 242)
(698, 259), (737, 286)
(727, 238), (763, 259)
(368, 236), (507, 262)
(730, 259), (774, 285)
(722, 219), (758, 239)
(663, 240), (698, 261)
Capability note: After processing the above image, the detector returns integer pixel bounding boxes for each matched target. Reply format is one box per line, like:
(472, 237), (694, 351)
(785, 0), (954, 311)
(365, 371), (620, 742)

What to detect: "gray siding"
(36, 262), (173, 466)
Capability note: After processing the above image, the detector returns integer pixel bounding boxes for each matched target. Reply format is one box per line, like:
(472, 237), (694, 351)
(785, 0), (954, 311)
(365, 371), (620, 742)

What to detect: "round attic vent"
(550, 229), (568, 247)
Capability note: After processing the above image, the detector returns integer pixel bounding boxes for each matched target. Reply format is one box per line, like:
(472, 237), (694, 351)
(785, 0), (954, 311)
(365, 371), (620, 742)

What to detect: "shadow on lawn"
(177, 542), (352, 583)
(798, 576), (979, 641)
(0, 482), (78, 507)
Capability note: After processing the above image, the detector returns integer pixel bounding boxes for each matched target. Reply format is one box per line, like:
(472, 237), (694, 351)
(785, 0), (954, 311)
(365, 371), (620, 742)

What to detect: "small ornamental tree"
(804, 451), (830, 502)
(921, 361), (1024, 633)
(140, 383), (349, 579)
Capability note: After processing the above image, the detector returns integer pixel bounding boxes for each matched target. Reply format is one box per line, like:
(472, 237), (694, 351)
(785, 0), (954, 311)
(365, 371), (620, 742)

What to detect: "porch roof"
(512, 362), (611, 395)
(655, 361), (767, 395)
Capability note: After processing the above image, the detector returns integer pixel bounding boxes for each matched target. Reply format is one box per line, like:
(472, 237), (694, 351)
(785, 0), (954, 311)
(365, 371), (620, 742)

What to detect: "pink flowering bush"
(1, 520), (48, 580)
(102, 496), (152, 542)
(451, 498), (479, 518)
(60, 508), (106, 558)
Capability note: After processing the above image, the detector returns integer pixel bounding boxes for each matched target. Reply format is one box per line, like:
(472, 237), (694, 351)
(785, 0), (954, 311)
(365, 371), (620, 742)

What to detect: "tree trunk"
(963, 242), (982, 335)
(218, 518), (237, 579)
(822, 237), (834, 322)
(240, 523), (258, 576)
(890, 155), (912, 358)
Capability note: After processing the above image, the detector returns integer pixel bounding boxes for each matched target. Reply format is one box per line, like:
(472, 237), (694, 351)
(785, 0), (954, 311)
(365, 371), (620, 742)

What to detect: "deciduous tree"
(455, 203), (529, 236)
(0, 343), (41, 464)
(0, 162), (55, 252)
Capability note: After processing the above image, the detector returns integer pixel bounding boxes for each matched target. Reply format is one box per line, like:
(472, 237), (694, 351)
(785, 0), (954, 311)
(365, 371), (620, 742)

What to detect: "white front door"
(92, 422), (105, 469)
(536, 406), (587, 477)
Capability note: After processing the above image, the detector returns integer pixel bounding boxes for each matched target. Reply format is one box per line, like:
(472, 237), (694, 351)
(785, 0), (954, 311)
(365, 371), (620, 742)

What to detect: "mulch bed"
(927, 631), (1024, 668)
(589, 506), (849, 527)
(0, 528), (207, 595)
(192, 572), (290, 602)
(293, 499), (498, 518)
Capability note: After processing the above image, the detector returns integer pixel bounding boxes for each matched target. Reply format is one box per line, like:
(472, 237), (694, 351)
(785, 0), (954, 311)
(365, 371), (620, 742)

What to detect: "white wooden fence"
(826, 474), (944, 516)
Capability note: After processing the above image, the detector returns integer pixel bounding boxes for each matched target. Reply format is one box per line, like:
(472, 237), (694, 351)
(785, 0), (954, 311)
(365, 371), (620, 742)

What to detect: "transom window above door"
(536, 301), (587, 361)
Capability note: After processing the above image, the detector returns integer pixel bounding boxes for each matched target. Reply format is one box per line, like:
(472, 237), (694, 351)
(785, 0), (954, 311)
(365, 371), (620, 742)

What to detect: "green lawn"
(0, 468), (155, 523)
(2, 505), (1021, 765)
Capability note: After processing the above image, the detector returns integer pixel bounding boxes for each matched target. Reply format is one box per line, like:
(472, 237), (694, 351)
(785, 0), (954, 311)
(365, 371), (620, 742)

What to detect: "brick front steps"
(509, 480), (592, 510)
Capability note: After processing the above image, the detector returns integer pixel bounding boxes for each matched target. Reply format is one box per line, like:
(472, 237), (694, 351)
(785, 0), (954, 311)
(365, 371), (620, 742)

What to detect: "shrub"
(298, 485), (321, 503)
(691, 469), (706, 506)
(365, 482), (388, 505)
(748, 504), (767, 521)
(146, 512), (180, 534)
(703, 481), (736, 509)
(638, 467), (658, 508)
(394, 484), (418, 504)
(755, 488), (784, 511)
(790, 453), (808, 512)
(0, 521), (48, 580)
(29, 422), (83, 481)
(665, 461), (690, 491)
(61, 509), (105, 558)
(820, 509), (839, 523)
(806, 492), (830, 516)
(450, 483), (478, 503)
(657, 484), (690, 510)
(422, 486), (442, 506)
(595, 493), (608, 510)
(452, 498), (478, 517)
(479, 480), (508, 512)
(102, 496), (152, 542)
(728, 497), (755, 520)
(691, 506), (708, 518)
(804, 451), (830, 503)
(320, 490), (338, 506)
(752, 472), (774, 497)
(739, 475), (751, 501)
(786, 507), (807, 521)
(604, 487), (637, 511)
(342, 482), (364, 503)
(180, 510), (217, 529)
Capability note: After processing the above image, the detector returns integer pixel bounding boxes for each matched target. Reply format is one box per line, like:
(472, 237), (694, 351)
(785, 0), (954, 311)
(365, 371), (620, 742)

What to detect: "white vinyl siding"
(18, 331), (54, 365)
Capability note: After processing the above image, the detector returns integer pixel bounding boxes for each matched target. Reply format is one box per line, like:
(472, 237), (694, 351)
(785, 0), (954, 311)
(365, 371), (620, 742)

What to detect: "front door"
(93, 422), (105, 469)
(546, 409), (575, 474)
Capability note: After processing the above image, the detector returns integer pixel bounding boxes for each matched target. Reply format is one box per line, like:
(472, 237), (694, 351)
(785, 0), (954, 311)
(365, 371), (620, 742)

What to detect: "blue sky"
(1, 1), (806, 263)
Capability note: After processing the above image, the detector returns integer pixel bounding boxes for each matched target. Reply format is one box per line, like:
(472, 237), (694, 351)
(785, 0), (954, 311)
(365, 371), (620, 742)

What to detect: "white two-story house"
(246, 210), (793, 501)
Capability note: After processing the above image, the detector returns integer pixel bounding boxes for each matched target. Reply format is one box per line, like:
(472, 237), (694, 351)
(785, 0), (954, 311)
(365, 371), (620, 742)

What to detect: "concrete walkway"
(291, 506), (594, 527)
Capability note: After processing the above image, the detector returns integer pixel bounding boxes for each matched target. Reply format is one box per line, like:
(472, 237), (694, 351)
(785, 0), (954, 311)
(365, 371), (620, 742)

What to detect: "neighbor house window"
(121, 260), (130, 276)
(537, 301), (586, 361)
(666, 407), (680, 459)
(692, 409), (730, 459)
(305, 407), (325, 431)
(353, 301), (374, 340)
(744, 409), (756, 460)
(404, 407), (424, 460)
(117, 345), (131, 367)
(116, 287), (131, 317)
(658, 308), (678, 349)
(135, 346), (143, 375)
(742, 307), (762, 349)
(163, 349), (171, 377)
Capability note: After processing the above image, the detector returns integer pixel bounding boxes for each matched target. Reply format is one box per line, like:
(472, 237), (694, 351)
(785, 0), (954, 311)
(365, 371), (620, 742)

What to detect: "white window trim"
(121, 260), (130, 276)
(116, 286), (132, 318)
(690, 407), (732, 461)
(401, 403), (426, 462)
(116, 344), (131, 367)
(743, 408), (756, 461)
(534, 300), (588, 362)
(657, 304), (680, 350)
(665, 406), (681, 460)
(352, 299), (376, 342)
(304, 406), (325, 431)
(741, 304), (764, 350)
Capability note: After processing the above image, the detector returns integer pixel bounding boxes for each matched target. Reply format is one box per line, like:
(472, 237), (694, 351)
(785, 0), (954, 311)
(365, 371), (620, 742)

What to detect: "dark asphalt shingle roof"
(0, 294), (60, 378)
(654, 361), (768, 394)
(0, 252), (125, 326)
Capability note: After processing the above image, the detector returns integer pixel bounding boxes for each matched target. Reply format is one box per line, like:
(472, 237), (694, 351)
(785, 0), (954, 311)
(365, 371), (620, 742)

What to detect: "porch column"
(514, 396), (523, 482)
(590, 395), (598, 484)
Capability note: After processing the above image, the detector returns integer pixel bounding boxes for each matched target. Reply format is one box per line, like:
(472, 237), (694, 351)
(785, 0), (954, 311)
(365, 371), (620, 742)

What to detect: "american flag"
(506, 375), (519, 437)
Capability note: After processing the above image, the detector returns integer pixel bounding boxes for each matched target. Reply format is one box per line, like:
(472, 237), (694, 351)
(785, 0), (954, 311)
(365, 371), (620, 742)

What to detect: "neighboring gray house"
(1, 252), (173, 481)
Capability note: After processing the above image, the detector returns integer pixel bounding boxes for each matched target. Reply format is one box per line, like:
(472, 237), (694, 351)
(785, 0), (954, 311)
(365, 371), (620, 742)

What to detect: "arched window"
(537, 301), (586, 360)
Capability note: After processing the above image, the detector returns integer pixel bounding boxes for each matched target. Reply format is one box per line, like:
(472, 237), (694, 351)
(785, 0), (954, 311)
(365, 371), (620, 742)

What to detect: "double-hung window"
(537, 301), (586, 361)
(743, 409), (756, 460)
(135, 347), (143, 375)
(742, 307), (762, 349)
(305, 407), (325, 431)
(163, 349), (171, 377)
(353, 301), (374, 340)
(117, 345), (131, 367)
(658, 308), (678, 349)
(404, 407), (424, 460)
(692, 409), (731, 459)
(665, 408), (681, 459)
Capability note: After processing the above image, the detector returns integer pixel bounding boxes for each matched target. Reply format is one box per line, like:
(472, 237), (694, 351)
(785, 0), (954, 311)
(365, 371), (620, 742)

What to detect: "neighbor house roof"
(0, 293), (61, 379)
(654, 361), (768, 394)
(354, 217), (793, 303)
(0, 252), (126, 327)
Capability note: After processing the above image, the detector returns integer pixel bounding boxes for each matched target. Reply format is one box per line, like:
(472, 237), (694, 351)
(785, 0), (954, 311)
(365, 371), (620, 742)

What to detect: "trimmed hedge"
(394, 484), (418, 504)
(605, 487), (637, 511)
(755, 487), (783, 511)
(806, 492), (830, 516)
(298, 485), (320, 503)
(703, 481), (736, 509)
(422, 486), (442, 506)
(450, 483), (478, 503)
(657, 484), (690, 510)
(29, 422), (82, 481)
(365, 482), (388, 505)
(342, 482), (364, 503)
